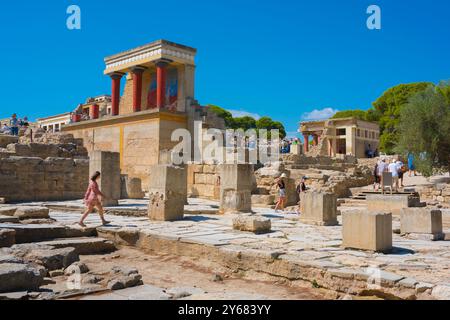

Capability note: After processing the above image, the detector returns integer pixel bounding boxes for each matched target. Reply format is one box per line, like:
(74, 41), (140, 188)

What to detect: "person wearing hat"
(274, 173), (287, 213)
(296, 176), (308, 214)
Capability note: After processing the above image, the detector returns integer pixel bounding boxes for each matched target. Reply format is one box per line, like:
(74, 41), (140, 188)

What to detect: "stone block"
(400, 208), (443, 235)
(121, 175), (144, 199)
(0, 207), (17, 216)
(219, 164), (253, 214)
(232, 215), (271, 234)
(366, 194), (421, 215)
(14, 207), (49, 220)
(251, 194), (275, 206)
(0, 229), (15, 247)
(0, 263), (44, 293)
(89, 151), (121, 206)
(299, 192), (338, 226)
(148, 165), (186, 221)
(342, 210), (392, 253)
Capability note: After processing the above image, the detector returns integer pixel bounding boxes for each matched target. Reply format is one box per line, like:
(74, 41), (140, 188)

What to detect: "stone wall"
(420, 184), (450, 207)
(187, 164), (220, 200)
(0, 156), (89, 202)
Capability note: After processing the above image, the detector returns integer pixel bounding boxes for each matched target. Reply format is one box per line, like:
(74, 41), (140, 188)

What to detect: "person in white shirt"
(375, 158), (388, 192)
(388, 159), (401, 192)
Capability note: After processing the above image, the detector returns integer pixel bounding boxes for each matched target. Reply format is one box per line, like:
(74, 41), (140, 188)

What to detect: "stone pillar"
(156, 60), (170, 109)
(131, 66), (146, 112)
(110, 72), (124, 116)
(342, 210), (393, 253)
(148, 165), (187, 221)
(219, 164), (253, 214)
(299, 192), (338, 226)
(302, 134), (309, 153)
(90, 104), (99, 120)
(89, 151), (121, 206)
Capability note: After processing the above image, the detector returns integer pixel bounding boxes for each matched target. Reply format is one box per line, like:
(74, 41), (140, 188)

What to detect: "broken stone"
(232, 215), (271, 234)
(82, 274), (103, 284)
(111, 266), (139, 277)
(166, 287), (206, 299)
(107, 279), (125, 291)
(108, 273), (142, 291)
(431, 284), (450, 300)
(212, 274), (223, 282)
(0, 229), (15, 248)
(25, 247), (79, 271)
(0, 207), (17, 217)
(14, 207), (49, 220)
(49, 269), (64, 277)
(65, 261), (89, 275)
(0, 263), (44, 293)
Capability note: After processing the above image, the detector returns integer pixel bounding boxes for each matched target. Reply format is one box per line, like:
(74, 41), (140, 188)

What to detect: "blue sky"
(0, 0), (449, 136)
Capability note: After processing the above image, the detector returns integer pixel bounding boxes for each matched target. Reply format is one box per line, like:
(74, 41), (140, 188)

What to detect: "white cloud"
(301, 108), (339, 121)
(227, 109), (261, 120)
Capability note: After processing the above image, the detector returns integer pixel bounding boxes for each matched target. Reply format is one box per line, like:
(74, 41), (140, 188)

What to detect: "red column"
(131, 66), (146, 112)
(303, 134), (309, 153)
(110, 72), (124, 116)
(90, 104), (99, 119)
(156, 60), (169, 109)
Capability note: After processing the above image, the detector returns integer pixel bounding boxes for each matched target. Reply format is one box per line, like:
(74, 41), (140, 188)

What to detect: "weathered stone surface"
(366, 194), (422, 215)
(108, 273), (143, 291)
(299, 192), (338, 226)
(148, 165), (187, 221)
(65, 262), (89, 275)
(0, 229), (15, 248)
(37, 237), (116, 255)
(25, 247), (79, 271)
(0, 207), (18, 217)
(342, 210), (392, 253)
(0, 216), (20, 223)
(121, 176), (145, 199)
(0, 263), (44, 293)
(220, 164), (253, 214)
(167, 286), (206, 299)
(251, 194), (275, 206)
(49, 269), (64, 277)
(14, 207), (49, 220)
(431, 284), (450, 300)
(400, 208), (443, 235)
(89, 151), (121, 206)
(233, 215), (271, 234)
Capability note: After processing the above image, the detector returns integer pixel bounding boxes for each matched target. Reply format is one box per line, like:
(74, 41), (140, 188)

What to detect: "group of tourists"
(280, 138), (300, 154)
(373, 153), (417, 192)
(274, 174), (308, 214)
(0, 114), (30, 136)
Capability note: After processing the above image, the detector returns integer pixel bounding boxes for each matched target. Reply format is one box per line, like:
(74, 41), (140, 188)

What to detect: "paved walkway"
(39, 198), (450, 297)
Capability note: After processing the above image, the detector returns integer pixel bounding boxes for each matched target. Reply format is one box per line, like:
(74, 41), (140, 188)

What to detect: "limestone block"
(299, 192), (338, 226)
(342, 210), (392, 253)
(251, 194), (275, 206)
(0, 263), (44, 293)
(233, 215), (271, 234)
(148, 165), (186, 221)
(89, 151), (121, 206)
(0, 229), (15, 247)
(0, 207), (17, 216)
(14, 206), (50, 220)
(400, 208), (443, 235)
(219, 164), (254, 214)
(366, 194), (421, 215)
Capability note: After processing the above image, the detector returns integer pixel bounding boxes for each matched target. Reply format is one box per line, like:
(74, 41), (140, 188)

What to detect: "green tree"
(331, 109), (368, 120)
(371, 82), (432, 153)
(232, 116), (256, 131)
(207, 105), (234, 128)
(395, 85), (450, 176)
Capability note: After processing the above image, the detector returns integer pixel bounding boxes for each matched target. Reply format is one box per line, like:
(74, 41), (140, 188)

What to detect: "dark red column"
(156, 60), (169, 109)
(303, 134), (309, 153)
(131, 66), (146, 112)
(110, 72), (124, 116)
(90, 104), (99, 119)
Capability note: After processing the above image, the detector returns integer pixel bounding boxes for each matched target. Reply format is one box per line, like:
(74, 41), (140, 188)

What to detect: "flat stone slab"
(0, 223), (96, 243)
(0, 207), (17, 217)
(14, 207), (49, 220)
(0, 216), (20, 223)
(37, 237), (116, 255)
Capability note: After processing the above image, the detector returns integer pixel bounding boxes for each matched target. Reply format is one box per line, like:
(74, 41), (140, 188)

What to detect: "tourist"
(376, 158), (388, 192)
(79, 171), (110, 227)
(373, 161), (380, 190)
(296, 176), (308, 214)
(407, 152), (417, 177)
(388, 159), (400, 192)
(274, 173), (287, 213)
(396, 159), (406, 188)
(9, 114), (19, 136)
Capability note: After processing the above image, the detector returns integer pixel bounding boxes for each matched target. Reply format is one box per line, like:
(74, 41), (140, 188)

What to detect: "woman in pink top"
(79, 171), (110, 227)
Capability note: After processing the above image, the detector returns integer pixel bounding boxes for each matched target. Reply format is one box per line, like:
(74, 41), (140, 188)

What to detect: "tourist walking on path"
(79, 171), (110, 227)
(9, 114), (19, 136)
(396, 159), (406, 188)
(375, 158), (388, 192)
(388, 159), (400, 192)
(408, 152), (417, 177)
(296, 176), (308, 214)
(274, 173), (287, 213)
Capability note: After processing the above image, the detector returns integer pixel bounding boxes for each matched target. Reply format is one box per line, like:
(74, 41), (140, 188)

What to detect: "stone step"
(0, 223), (96, 244)
(36, 237), (116, 255)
